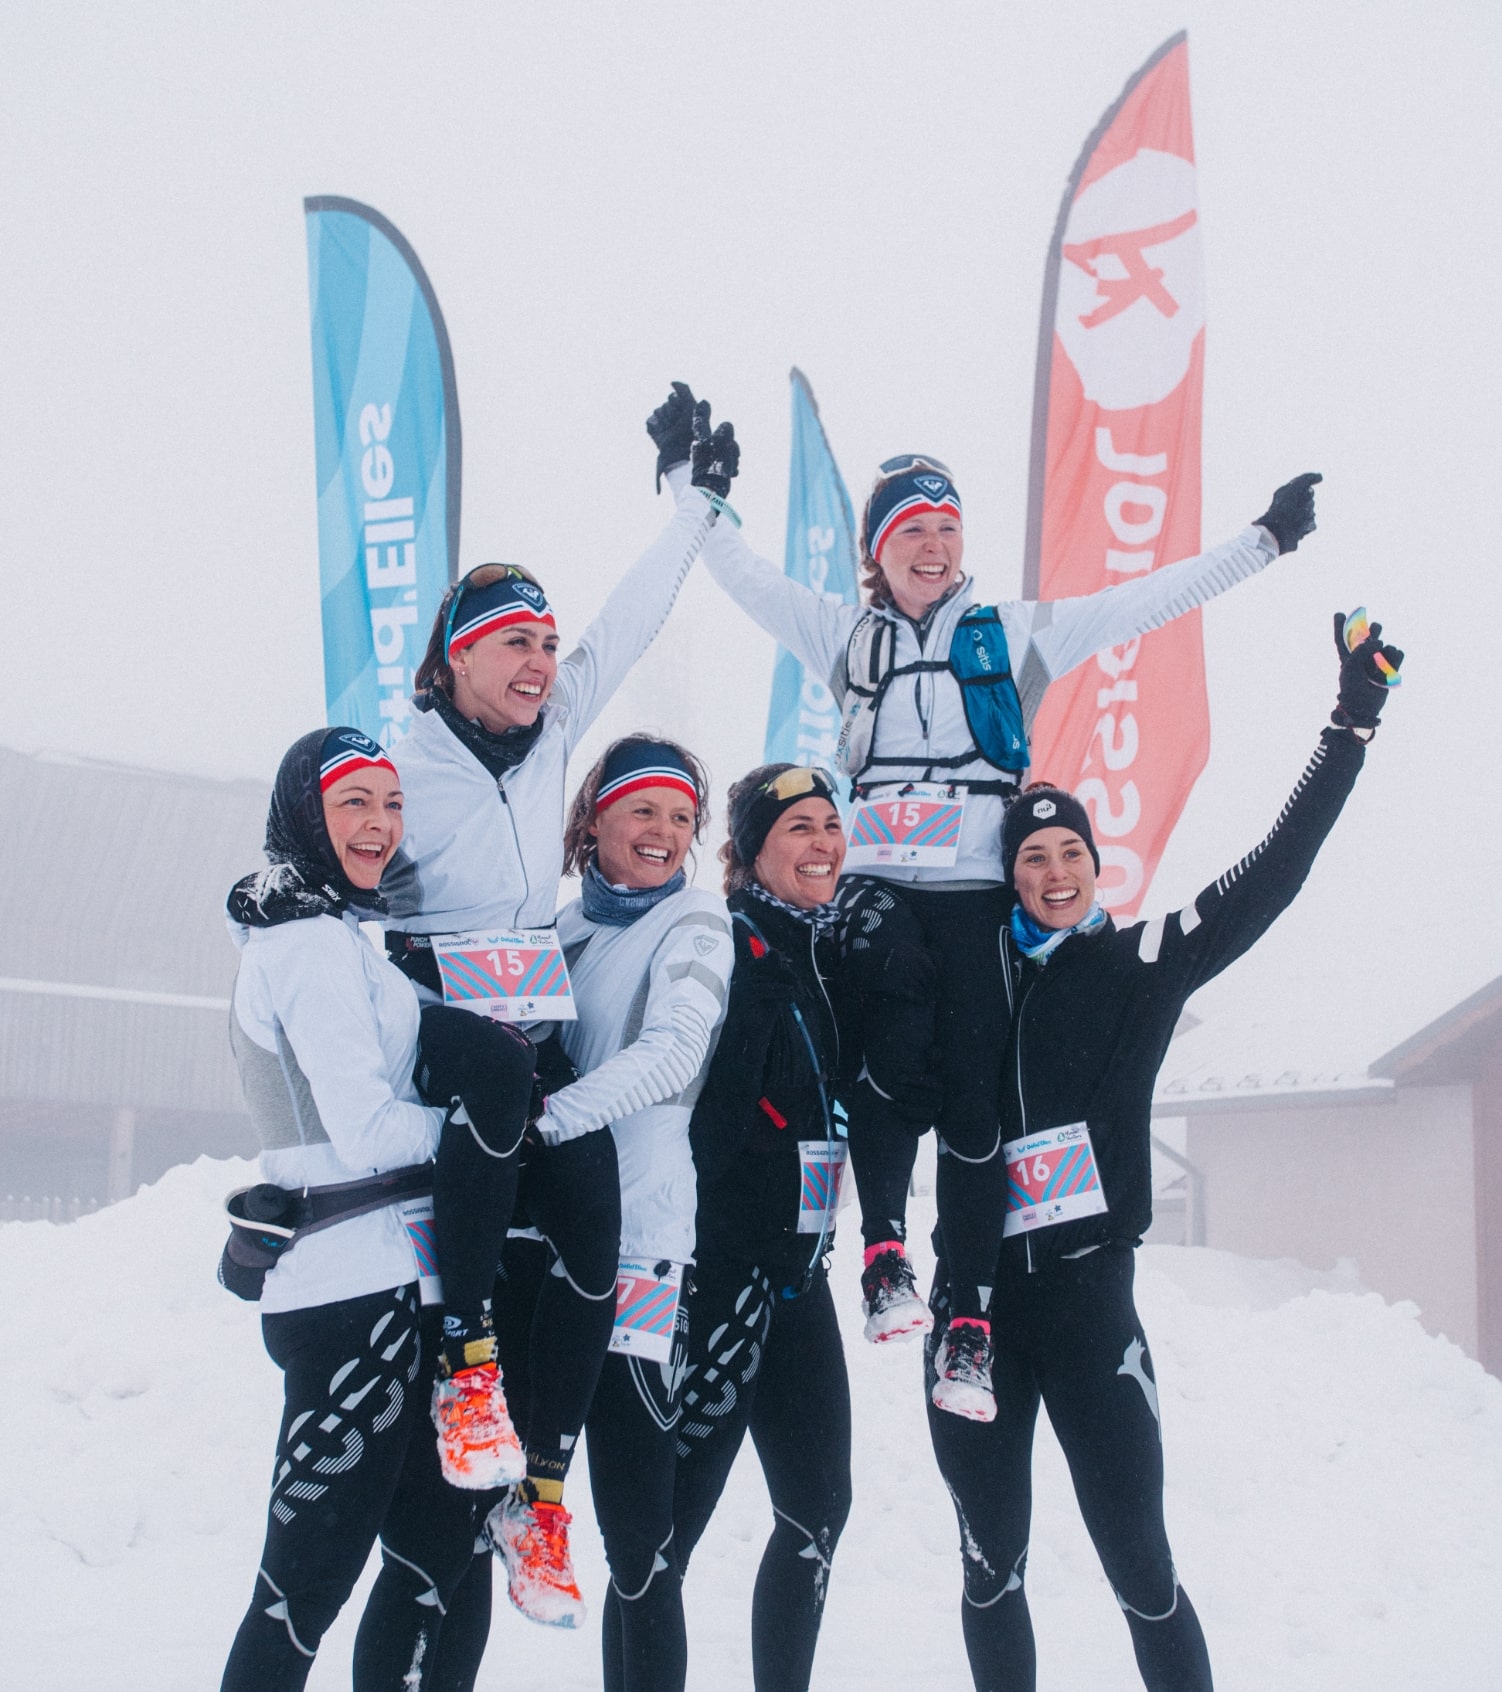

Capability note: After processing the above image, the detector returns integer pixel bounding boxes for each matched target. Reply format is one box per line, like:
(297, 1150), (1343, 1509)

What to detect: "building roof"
(0, 746), (269, 1111)
(1369, 973), (1502, 1086)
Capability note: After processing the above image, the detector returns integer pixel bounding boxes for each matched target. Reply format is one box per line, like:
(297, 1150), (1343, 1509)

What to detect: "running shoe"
(432, 1362), (526, 1489)
(487, 1490), (587, 1629)
(860, 1246), (934, 1344)
(930, 1318), (997, 1422)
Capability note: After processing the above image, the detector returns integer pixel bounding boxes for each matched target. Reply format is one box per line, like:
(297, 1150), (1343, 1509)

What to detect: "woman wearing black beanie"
(926, 612), (1403, 1692)
(672, 762), (853, 1692)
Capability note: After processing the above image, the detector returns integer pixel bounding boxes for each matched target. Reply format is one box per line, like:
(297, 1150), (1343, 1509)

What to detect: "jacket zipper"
(494, 776), (531, 918)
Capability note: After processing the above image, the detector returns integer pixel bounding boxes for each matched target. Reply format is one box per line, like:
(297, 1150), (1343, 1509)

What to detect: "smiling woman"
(671, 761), (854, 1692)
(218, 726), (543, 1691)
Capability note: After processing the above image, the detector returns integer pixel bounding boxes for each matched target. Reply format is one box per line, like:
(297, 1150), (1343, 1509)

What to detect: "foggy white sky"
(3, 1), (1499, 1055)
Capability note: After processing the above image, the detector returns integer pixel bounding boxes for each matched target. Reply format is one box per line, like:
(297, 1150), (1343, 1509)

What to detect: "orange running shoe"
(432, 1362), (526, 1490)
(487, 1490), (587, 1629)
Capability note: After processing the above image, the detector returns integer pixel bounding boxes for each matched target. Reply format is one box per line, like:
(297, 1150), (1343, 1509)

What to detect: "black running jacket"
(997, 726), (1368, 1272)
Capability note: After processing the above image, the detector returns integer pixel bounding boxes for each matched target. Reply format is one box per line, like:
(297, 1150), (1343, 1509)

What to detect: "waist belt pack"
(217, 1163), (434, 1301)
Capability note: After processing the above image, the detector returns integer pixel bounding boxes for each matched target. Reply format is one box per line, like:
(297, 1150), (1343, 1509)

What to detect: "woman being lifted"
(695, 396), (1320, 1421)
(381, 387), (738, 1624)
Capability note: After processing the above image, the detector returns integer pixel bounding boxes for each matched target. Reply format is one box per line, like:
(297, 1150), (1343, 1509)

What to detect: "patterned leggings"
(220, 1285), (478, 1692)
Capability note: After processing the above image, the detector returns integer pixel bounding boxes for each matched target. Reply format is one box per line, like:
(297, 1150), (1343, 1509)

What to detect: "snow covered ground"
(5, 1157), (1501, 1690)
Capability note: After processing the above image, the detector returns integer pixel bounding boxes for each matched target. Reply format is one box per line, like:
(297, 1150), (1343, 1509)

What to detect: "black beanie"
(729, 764), (840, 869)
(1001, 788), (1100, 882)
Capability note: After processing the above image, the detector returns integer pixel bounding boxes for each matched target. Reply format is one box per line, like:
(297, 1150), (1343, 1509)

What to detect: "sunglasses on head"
(759, 765), (838, 803)
(875, 453), (954, 482)
(441, 563), (539, 660)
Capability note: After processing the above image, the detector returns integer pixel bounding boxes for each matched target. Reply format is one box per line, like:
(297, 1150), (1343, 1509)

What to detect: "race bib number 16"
(1003, 1121), (1107, 1237)
(432, 930), (576, 1023)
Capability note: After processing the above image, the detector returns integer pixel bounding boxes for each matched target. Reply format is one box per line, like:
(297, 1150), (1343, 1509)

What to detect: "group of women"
(218, 380), (1403, 1692)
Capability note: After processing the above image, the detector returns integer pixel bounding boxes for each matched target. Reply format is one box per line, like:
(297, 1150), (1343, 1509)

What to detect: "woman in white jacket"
(220, 727), (529, 1692)
(382, 387), (739, 1626)
(426, 736), (733, 1692)
(695, 419), (1321, 1419)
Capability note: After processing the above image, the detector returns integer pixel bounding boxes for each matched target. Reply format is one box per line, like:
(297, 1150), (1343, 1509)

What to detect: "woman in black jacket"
(674, 763), (851, 1692)
(926, 611), (1404, 1692)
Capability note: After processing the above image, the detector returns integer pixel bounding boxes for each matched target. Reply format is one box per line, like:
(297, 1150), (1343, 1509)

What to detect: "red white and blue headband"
(445, 567), (556, 660)
(319, 727), (398, 792)
(595, 741), (700, 813)
(864, 457), (963, 563)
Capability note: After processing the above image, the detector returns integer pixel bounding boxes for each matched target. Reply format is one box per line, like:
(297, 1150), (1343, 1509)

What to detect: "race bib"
(1003, 1121), (1108, 1237)
(797, 1141), (850, 1234)
(845, 786), (965, 869)
(609, 1258), (682, 1363)
(397, 1195), (443, 1305)
(431, 929), (576, 1023)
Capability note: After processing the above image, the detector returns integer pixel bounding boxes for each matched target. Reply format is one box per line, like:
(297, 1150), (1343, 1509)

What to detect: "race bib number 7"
(1003, 1121), (1107, 1237)
(845, 789), (965, 869)
(431, 929), (576, 1023)
(609, 1259), (682, 1363)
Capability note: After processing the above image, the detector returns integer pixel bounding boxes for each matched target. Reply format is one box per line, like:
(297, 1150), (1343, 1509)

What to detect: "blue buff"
(1010, 899), (1107, 965)
(580, 859), (686, 927)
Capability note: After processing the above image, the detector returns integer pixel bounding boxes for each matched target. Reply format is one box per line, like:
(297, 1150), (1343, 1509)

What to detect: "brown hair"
(856, 507), (897, 611)
(563, 734), (711, 879)
(413, 563), (548, 700)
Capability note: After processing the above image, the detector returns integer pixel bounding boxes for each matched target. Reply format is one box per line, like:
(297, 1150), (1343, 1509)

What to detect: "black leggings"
(592, 1307), (692, 1692)
(504, 1130), (622, 1482)
(424, 1164), (624, 1692)
(220, 1286), (479, 1692)
(416, 1006), (534, 1346)
(839, 878), (1012, 1318)
(673, 1255), (852, 1692)
(925, 1247), (1212, 1692)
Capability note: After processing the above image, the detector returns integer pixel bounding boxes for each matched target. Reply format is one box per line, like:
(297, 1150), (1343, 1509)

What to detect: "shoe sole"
(505, 1585), (586, 1630)
(864, 1308), (935, 1344)
(439, 1444), (527, 1490)
(930, 1382), (997, 1422)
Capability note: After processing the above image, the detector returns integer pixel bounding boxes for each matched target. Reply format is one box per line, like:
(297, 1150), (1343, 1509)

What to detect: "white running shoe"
(487, 1490), (587, 1630)
(930, 1319), (997, 1422)
(860, 1246), (934, 1344)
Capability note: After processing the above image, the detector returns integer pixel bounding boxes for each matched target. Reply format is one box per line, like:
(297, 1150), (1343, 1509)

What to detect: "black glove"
(1332, 608), (1403, 731)
(529, 1030), (580, 1126)
(691, 399), (740, 497)
(646, 381), (697, 491)
(1253, 471), (1322, 554)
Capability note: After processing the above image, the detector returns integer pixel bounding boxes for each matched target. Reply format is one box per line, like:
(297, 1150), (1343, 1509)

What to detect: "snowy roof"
(1153, 1013), (1395, 1116)
(0, 746), (268, 1111)
(1153, 974), (1502, 1116)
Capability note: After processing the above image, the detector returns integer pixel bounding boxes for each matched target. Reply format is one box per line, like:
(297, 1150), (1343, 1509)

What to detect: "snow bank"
(4, 1159), (1500, 1689)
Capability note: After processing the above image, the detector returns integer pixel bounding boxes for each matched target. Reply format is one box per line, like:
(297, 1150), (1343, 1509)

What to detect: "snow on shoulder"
(3, 1164), (1500, 1689)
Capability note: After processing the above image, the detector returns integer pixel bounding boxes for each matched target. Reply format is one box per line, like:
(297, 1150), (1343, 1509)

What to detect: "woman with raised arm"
(696, 403), (1321, 1423)
(926, 612), (1403, 1691)
(672, 763), (852, 1692)
(380, 387), (738, 1626)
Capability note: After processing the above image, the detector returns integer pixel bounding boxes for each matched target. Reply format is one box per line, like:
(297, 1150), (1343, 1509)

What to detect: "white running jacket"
(229, 911), (445, 1313)
(701, 519), (1278, 887)
(542, 887), (734, 1264)
(385, 470), (715, 936)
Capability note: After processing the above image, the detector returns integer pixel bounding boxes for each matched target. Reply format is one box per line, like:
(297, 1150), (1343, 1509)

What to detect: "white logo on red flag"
(1055, 151), (1203, 411)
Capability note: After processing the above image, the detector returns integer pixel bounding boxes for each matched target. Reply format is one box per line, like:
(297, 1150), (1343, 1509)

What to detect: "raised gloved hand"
(1253, 472), (1322, 554)
(691, 399), (740, 497)
(646, 381), (698, 491)
(1332, 607), (1403, 732)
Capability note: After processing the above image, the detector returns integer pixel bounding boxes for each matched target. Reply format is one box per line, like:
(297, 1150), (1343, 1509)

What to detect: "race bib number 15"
(845, 789), (965, 869)
(431, 929), (576, 1023)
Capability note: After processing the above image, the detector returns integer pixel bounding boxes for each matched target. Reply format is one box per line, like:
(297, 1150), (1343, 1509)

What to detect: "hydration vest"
(835, 603), (1029, 792)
